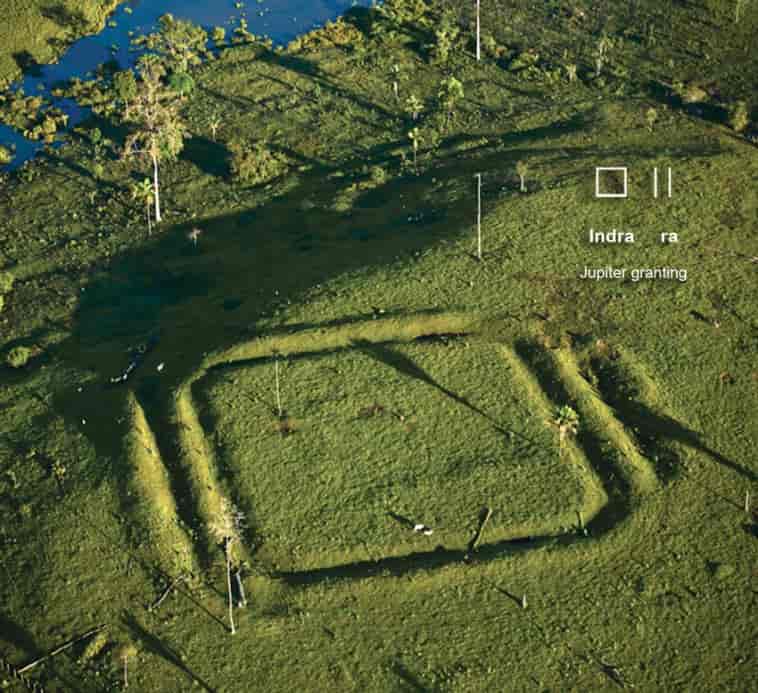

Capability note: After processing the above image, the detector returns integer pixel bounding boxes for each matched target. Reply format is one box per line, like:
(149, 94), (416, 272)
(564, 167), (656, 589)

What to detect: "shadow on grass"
(49, 114), (726, 580)
(0, 612), (41, 656)
(353, 339), (518, 438)
(122, 613), (217, 693)
(393, 660), (432, 692)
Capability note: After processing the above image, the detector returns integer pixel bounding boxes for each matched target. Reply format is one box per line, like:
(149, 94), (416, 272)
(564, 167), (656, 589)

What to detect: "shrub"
(212, 26), (226, 45)
(430, 13), (459, 64)
(6, 346), (32, 368)
(0, 145), (13, 165)
(0, 271), (14, 294)
(369, 165), (387, 185)
(113, 70), (137, 104)
(168, 72), (195, 97)
(728, 100), (749, 133)
(228, 140), (288, 185)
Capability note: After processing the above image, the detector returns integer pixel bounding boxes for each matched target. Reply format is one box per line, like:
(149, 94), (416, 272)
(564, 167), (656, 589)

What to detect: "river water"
(0, 0), (371, 168)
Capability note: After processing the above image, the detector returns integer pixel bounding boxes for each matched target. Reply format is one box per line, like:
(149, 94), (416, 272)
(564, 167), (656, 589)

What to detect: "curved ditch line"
(550, 347), (659, 499)
(500, 346), (608, 524)
(122, 391), (196, 576)
(200, 311), (483, 370)
(171, 382), (231, 562)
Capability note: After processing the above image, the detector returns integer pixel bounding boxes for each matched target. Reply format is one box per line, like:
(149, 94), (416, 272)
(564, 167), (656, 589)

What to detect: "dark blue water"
(0, 0), (371, 168)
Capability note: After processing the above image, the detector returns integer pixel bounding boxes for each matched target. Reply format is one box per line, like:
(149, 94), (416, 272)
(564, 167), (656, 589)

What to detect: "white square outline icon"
(595, 166), (628, 198)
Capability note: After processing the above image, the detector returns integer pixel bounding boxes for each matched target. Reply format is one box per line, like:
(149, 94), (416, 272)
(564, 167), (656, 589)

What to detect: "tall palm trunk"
(475, 0), (481, 61)
(151, 150), (162, 223)
(225, 539), (236, 635)
(145, 198), (152, 236)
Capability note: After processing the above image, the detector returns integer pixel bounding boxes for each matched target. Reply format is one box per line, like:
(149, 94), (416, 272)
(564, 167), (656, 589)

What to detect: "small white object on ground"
(413, 523), (433, 535)
(157, 362), (165, 372)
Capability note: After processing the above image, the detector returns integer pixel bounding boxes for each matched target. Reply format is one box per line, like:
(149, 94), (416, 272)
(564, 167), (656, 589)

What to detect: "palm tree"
(437, 76), (464, 130)
(123, 56), (187, 224)
(404, 94), (424, 121)
(113, 642), (138, 689)
(209, 116), (221, 141)
(209, 498), (245, 635)
(408, 127), (422, 172)
(131, 178), (154, 235)
(516, 160), (528, 192)
(552, 405), (580, 460)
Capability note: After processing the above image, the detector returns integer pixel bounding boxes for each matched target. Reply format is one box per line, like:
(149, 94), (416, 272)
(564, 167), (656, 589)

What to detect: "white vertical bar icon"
(653, 167), (659, 198)
(667, 167), (672, 198)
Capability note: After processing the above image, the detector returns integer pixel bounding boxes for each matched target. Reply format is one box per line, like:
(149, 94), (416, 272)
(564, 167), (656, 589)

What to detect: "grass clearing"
(199, 335), (598, 571)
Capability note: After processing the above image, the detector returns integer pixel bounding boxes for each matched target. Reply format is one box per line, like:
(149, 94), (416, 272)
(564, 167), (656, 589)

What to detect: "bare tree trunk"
(475, 0), (481, 61)
(476, 173), (482, 260)
(275, 355), (282, 418)
(123, 656), (128, 688)
(151, 151), (162, 223)
(146, 200), (152, 236)
(225, 540), (236, 635)
(520, 174), (526, 193)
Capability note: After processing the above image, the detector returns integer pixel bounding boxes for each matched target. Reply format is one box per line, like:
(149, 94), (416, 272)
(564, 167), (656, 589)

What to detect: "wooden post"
(745, 491), (751, 514)
(477, 173), (482, 260)
(17, 625), (106, 674)
(521, 594), (527, 609)
(225, 539), (236, 635)
(274, 354), (282, 419)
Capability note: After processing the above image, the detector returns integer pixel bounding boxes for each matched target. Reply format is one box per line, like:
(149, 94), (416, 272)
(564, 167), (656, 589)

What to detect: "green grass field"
(0, 1), (756, 691)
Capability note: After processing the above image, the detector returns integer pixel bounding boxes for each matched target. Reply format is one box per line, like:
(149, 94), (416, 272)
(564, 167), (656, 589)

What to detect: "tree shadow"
(353, 339), (529, 441)
(608, 399), (756, 482)
(393, 660), (433, 692)
(0, 612), (41, 656)
(12, 51), (43, 78)
(122, 613), (216, 693)
(180, 135), (230, 178)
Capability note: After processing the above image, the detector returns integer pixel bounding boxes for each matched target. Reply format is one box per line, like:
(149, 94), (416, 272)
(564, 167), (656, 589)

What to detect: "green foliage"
(437, 75), (464, 128)
(6, 346), (31, 368)
(0, 145), (13, 165)
(404, 93), (424, 121)
(430, 12), (459, 64)
(0, 271), (14, 294)
(233, 18), (255, 45)
(123, 57), (187, 165)
(212, 26), (226, 46)
(80, 631), (109, 663)
(553, 404), (580, 445)
(113, 69), (137, 108)
(645, 107), (658, 131)
(168, 71), (196, 97)
(369, 165), (387, 185)
(728, 100), (749, 132)
(140, 13), (208, 73)
(228, 139), (288, 185)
